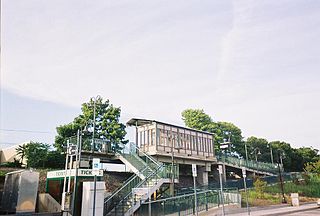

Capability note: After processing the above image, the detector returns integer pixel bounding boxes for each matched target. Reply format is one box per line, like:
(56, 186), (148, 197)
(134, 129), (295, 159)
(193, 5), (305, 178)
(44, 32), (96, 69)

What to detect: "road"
(286, 208), (320, 215)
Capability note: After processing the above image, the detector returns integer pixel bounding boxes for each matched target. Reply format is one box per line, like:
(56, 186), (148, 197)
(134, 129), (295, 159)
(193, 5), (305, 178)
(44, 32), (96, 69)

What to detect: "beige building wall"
(0, 142), (29, 164)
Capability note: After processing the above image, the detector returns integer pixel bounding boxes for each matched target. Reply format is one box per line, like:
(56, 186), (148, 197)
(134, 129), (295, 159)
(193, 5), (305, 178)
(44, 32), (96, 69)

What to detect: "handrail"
(217, 155), (278, 173)
(129, 142), (162, 167)
(104, 166), (148, 204)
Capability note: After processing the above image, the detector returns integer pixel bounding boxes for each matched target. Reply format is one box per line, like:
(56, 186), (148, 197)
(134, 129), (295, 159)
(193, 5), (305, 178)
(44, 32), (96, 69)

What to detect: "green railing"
(217, 155), (279, 174)
(110, 164), (166, 216)
(137, 190), (241, 216)
(105, 143), (170, 216)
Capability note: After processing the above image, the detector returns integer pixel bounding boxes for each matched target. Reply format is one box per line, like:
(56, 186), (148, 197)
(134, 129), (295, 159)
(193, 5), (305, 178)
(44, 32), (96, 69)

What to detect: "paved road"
(286, 208), (320, 215)
(199, 202), (319, 216)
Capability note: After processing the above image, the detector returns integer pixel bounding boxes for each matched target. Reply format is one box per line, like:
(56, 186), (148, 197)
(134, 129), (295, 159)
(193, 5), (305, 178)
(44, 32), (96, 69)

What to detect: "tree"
(181, 109), (243, 155)
(182, 109), (212, 131)
(245, 136), (269, 162)
(16, 144), (28, 165)
(24, 142), (50, 168)
(55, 97), (128, 152)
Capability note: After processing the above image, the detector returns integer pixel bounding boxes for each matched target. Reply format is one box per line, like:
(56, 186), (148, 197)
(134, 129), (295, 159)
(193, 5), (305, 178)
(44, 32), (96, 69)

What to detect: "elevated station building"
(127, 118), (217, 185)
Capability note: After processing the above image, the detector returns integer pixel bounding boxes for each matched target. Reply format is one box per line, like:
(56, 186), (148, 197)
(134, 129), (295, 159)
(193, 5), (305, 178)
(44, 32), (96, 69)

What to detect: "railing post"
(205, 191), (208, 211)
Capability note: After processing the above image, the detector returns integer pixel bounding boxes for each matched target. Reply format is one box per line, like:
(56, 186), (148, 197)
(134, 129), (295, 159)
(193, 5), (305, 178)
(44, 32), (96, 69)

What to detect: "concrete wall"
(38, 193), (61, 213)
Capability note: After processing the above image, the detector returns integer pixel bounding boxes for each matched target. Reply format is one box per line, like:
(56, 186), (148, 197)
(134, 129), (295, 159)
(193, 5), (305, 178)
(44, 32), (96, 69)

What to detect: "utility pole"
(242, 168), (250, 215)
(218, 165), (225, 216)
(278, 151), (286, 203)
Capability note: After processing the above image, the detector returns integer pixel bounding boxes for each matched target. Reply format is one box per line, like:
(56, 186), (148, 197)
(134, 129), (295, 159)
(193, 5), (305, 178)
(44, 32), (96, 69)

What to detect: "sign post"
(218, 165), (225, 216)
(92, 158), (100, 216)
(192, 164), (198, 216)
(242, 167), (250, 215)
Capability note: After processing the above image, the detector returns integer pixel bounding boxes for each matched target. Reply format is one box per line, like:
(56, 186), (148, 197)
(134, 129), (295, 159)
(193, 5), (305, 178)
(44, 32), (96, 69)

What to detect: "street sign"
(242, 167), (246, 178)
(93, 158), (100, 170)
(68, 145), (77, 155)
(192, 164), (197, 177)
(218, 165), (223, 174)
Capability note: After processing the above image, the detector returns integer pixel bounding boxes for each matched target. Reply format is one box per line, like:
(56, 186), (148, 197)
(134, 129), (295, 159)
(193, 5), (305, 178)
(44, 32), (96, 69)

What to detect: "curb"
(261, 205), (318, 216)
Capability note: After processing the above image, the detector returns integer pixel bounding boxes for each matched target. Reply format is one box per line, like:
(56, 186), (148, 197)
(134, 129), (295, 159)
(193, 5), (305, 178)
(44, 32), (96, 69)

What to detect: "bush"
(254, 178), (267, 198)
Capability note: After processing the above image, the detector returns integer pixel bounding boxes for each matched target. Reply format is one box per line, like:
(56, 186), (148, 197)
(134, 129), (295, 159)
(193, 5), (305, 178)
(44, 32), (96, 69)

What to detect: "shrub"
(254, 178), (267, 198)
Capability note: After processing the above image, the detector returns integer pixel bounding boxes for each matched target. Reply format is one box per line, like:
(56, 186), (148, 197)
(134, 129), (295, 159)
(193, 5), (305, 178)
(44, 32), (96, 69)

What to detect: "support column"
(222, 163), (227, 183)
(196, 164), (210, 186)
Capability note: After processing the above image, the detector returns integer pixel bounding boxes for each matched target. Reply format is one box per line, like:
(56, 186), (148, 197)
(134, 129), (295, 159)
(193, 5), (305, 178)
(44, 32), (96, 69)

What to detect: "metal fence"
(216, 155), (279, 174)
(136, 190), (241, 216)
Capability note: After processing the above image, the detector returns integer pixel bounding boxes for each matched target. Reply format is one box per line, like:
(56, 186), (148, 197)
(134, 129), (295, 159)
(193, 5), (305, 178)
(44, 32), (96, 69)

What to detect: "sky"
(1, 0), (320, 150)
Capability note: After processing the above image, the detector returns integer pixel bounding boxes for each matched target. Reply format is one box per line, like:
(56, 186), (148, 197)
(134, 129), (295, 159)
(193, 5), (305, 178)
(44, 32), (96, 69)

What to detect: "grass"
(265, 181), (320, 198)
(240, 180), (320, 207)
(241, 190), (281, 207)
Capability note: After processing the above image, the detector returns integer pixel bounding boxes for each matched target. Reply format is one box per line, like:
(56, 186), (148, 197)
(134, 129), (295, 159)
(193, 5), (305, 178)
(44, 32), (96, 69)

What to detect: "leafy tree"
(46, 151), (65, 168)
(254, 178), (267, 198)
(245, 136), (269, 161)
(182, 109), (212, 131)
(181, 109), (243, 155)
(55, 97), (128, 152)
(16, 144), (28, 165)
(304, 160), (320, 175)
(24, 142), (50, 168)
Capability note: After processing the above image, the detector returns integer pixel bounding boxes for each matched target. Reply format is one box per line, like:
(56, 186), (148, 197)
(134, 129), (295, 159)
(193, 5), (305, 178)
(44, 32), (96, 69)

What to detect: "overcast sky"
(1, 0), (320, 150)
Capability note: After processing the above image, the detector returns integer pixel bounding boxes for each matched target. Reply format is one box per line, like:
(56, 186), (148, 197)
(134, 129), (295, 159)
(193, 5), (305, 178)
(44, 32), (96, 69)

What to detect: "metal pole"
(255, 149), (258, 162)
(93, 174), (97, 216)
(92, 97), (96, 153)
(71, 130), (80, 215)
(244, 142), (248, 166)
(148, 190), (152, 216)
(243, 175), (250, 215)
(171, 133), (175, 195)
(218, 165), (225, 216)
(67, 154), (73, 193)
(62, 140), (70, 211)
(193, 176), (198, 216)
(278, 152), (286, 203)
(270, 145), (274, 165)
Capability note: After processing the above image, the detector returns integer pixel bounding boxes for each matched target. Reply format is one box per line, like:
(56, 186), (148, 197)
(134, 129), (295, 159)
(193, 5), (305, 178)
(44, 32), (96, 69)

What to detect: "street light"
(90, 95), (102, 153)
(250, 147), (261, 162)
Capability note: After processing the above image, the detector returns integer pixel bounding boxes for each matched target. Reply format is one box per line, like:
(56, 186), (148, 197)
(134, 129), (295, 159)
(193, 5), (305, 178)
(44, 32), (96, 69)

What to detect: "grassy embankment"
(240, 178), (320, 206)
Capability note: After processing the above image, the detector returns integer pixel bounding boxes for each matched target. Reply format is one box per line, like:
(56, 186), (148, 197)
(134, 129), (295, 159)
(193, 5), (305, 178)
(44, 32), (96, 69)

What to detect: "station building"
(126, 118), (217, 185)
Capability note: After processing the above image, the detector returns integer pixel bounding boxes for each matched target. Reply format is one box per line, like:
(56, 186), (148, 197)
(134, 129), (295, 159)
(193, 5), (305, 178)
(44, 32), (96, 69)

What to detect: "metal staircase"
(104, 143), (173, 216)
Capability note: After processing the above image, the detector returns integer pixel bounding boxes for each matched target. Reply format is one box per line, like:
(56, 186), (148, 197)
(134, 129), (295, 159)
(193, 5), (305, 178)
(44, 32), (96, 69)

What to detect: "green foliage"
(16, 144), (28, 165)
(0, 158), (22, 168)
(254, 178), (267, 198)
(24, 142), (50, 168)
(181, 109), (212, 131)
(265, 181), (320, 198)
(55, 97), (128, 152)
(181, 109), (243, 155)
(46, 151), (65, 169)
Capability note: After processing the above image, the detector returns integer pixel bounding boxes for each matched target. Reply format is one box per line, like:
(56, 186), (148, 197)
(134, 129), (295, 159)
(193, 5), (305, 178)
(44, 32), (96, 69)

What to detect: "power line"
(0, 128), (52, 134)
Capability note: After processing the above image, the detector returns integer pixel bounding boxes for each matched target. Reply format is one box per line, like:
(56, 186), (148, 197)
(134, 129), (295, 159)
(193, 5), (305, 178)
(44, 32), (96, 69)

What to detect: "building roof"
(126, 118), (214, 136)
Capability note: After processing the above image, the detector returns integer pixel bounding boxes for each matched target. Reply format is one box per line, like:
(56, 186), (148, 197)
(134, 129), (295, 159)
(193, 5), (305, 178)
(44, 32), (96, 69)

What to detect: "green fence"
(217, 155), (279, 174)
(136, 190), (241, 216)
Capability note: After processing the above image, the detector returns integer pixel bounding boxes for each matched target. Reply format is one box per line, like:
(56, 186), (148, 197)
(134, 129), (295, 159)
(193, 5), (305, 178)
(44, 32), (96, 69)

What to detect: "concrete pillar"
(222, 163), (227, 183)
(196, 164), (210, 186)
(81, 181), (105, 216)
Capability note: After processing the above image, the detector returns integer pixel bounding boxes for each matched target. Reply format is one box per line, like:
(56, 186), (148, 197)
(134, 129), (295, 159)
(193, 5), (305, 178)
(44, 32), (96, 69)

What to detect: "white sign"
(68, 145), (77, 155)
(47, 169), (103, 179)
(93, 158), (101, 170)
(218, 165), (223, 174)
(242, 167), (246, 178)
(192, 164), (197, 177)
(92, 169), (101, 176)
